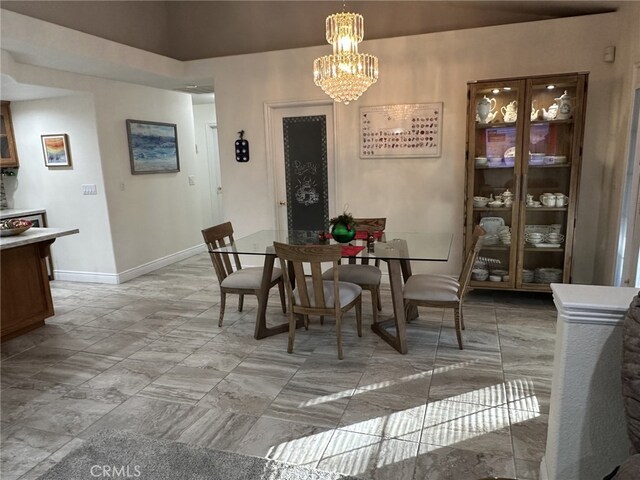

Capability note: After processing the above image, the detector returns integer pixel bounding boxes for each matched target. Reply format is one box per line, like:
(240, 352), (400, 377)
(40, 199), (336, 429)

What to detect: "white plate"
(534, 243), (561, 248)
(479, 217), (506, 235)
(525, 224), (553, 235)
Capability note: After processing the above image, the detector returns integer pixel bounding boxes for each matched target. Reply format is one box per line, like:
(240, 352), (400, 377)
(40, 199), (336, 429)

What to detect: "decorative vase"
(331, 222), (356, 243)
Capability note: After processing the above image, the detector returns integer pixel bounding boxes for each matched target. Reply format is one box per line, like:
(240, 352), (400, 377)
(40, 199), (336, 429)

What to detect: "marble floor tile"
(232, 348), (308, 380)
(0, 380), (71, 424)
(421, 404), (513, 457)
(36, 326), (114, 351)
(127, 334), (211, 364)
(19, 385), (128, 436)
(13, 437), (85, 480)
(428, 366), (507, 407)
(84, 358), (172, 395)
(197, 372), (289, 416)
(504, 374), (551, 415)
(413, 444), (517, 480)
(83, 308), (152, 331)
(235, 416), (335, 466)
(514, 457), (541, 479)
(0, 424), (73, 480)
(264, 379), (354, 427)
(509, 410), (548, 462)
(501, 346), (554, 378)
(78, 396), (208, 441)
(83, 331), (154, 358)
(123, 313), (189, 336)
(358, 360), (432, 398)
(32, 352), (121, 386)
(291, 355), (368, 388)
(176, 407), (258, 451)
(318, 430), (419, 480)
(438, 324), (501, 352)
(0, 325), (72, 360)
(137, 365), (226, 404)
(339, 390), (426, 442)
(47, 306), (115, 326)
(179, 342), (251, 371)
(434, 345), (503, 371)
(1, 346), (76, 378)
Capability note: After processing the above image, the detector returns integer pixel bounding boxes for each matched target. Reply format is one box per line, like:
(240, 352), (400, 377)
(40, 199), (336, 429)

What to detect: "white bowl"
(489, 275), (502, 282)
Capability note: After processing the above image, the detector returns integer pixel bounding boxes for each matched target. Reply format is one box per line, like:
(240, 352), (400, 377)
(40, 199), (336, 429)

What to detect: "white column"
(541, 284), (637, 480)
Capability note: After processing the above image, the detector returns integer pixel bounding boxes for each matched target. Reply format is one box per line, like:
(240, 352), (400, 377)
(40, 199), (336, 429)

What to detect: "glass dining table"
(211, 229), (453, 354)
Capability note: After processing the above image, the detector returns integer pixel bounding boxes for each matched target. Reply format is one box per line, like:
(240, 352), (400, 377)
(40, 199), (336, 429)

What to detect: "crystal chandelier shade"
(313, 12), (379, 104)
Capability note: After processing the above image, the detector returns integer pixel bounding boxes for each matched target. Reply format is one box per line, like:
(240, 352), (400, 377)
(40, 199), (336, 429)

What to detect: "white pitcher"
(476, 96), (497, 123)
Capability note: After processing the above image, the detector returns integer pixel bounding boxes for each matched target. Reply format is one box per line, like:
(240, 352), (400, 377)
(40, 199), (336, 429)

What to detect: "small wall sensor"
(604, 46), (616, 63)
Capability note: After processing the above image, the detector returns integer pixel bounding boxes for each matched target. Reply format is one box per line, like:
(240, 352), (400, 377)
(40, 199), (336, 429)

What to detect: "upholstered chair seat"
(221, 267), (282, 290)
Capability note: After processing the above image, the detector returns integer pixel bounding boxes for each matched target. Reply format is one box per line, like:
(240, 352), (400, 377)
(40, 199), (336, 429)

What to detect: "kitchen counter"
(0, 227), (78, 250)
(1, 226), (79, 341)
(0, 208), (47, 220)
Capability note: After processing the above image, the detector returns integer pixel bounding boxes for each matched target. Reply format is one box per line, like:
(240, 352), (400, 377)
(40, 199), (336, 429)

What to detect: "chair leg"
(356, 298), (363, 338)
(336, 312), (343, 360)
(278, 281), (287, 313)
(238, 294), (244, 312)
(404, 301), (414, 323)
(453, 306), (463, 350)
(460, 306), (465, 331)
(370, 288), (378, 325)
(376, 286), (382, 311)
(319, 315), (324, 325)
(304, 315), (310, 330)
(287, 312), (296, 353)
(218, 293), (227, 327)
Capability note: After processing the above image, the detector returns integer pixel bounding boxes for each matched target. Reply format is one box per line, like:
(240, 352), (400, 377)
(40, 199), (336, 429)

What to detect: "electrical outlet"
(82, 184), (97, 195)
(119, 182), (125, 191)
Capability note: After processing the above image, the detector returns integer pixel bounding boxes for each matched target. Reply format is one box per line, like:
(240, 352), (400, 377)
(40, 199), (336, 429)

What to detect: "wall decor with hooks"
(235, 130), (249, 162)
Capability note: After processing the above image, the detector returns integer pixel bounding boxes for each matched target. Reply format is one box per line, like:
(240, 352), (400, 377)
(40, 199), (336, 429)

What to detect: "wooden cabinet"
(464, 73), (588, 292)
(1, 101), (19, 168)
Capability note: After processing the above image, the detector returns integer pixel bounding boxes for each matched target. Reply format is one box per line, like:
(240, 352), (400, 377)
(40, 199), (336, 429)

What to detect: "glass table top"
(213, 230), (453, 262)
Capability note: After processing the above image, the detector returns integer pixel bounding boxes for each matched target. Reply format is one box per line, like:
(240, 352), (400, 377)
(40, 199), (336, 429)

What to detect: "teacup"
(475, 157), (488, 167)
(531, 200), (541, 207)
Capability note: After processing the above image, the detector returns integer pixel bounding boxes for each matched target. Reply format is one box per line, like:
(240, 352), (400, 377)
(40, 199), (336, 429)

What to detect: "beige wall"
(188, 11), (632, 281)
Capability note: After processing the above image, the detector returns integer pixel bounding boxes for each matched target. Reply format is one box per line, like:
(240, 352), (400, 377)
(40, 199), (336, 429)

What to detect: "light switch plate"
(82, 184), (97, 195)
(188, 175), (195, 186)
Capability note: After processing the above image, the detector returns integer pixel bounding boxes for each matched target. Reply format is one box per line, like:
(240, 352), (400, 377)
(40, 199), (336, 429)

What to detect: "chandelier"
(313, 12), (379, 104)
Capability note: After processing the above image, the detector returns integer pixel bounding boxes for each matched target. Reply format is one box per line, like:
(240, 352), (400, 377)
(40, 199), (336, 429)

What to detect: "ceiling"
(1, 1), (623, 61)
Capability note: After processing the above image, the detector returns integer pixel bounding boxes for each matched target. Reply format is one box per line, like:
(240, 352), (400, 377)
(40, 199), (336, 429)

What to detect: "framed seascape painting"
(126, 119), (180, 174)
(42, 134), (72, 167)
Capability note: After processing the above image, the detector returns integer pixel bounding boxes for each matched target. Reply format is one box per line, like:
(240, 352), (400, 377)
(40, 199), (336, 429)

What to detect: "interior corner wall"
(91, 82), (209, 275)
(4, 60), (214, 281)
(8, 93), (117, 277)
(189, 12), (626, 280)
(192, 102), (218, 228)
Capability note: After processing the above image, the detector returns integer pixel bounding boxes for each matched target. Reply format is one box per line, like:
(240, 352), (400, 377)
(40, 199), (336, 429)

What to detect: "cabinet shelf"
(465, 73), (588, 291)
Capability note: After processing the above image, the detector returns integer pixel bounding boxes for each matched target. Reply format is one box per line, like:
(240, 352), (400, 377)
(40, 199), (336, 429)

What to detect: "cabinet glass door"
(467, 80), (524, 288)
(517, 74), (586, 288)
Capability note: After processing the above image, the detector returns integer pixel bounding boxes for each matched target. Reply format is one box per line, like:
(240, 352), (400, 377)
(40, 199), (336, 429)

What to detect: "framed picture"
(360, 102), (443, 158)
(42, 134), (72, 167)
(126, 119), (180, 174)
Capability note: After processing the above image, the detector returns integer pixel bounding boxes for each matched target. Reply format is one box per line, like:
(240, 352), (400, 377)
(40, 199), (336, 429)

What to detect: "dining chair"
(273, 242), (362, 360)
(202, 222), (286, 327)
(322, 217), (386, 324)
(402, 225), (486, 349)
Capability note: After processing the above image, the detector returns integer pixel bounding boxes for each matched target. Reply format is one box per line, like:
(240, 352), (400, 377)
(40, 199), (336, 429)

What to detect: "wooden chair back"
(201, 222), (242, 285)
(273, 242), (342, 315)
(355, 217), (386, 233)
(458, 225), (486, 298)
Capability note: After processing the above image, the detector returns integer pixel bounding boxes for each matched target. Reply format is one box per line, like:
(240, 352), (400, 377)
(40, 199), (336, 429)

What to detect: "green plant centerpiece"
(329, 211), (357, 244)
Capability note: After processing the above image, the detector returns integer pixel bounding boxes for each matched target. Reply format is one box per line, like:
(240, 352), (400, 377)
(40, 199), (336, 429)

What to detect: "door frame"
(616, 62), (640, 286)
(206, 123), (223, 225)
(264, 99), (338, 230)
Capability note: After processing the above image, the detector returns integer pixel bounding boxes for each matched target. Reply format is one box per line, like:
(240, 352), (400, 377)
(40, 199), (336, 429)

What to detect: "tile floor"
(1, 253), (557, 480)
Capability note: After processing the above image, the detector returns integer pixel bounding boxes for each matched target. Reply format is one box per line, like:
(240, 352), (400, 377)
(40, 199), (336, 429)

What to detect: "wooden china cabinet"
(464, 72), (588, 292)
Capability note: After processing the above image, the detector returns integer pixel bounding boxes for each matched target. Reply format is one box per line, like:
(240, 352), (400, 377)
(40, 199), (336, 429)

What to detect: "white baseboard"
(54, 244), (206, 284)
(540, 456), (549, 480)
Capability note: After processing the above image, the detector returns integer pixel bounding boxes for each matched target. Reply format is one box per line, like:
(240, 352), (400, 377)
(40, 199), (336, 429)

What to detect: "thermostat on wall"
(235, 130), (249, 162)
